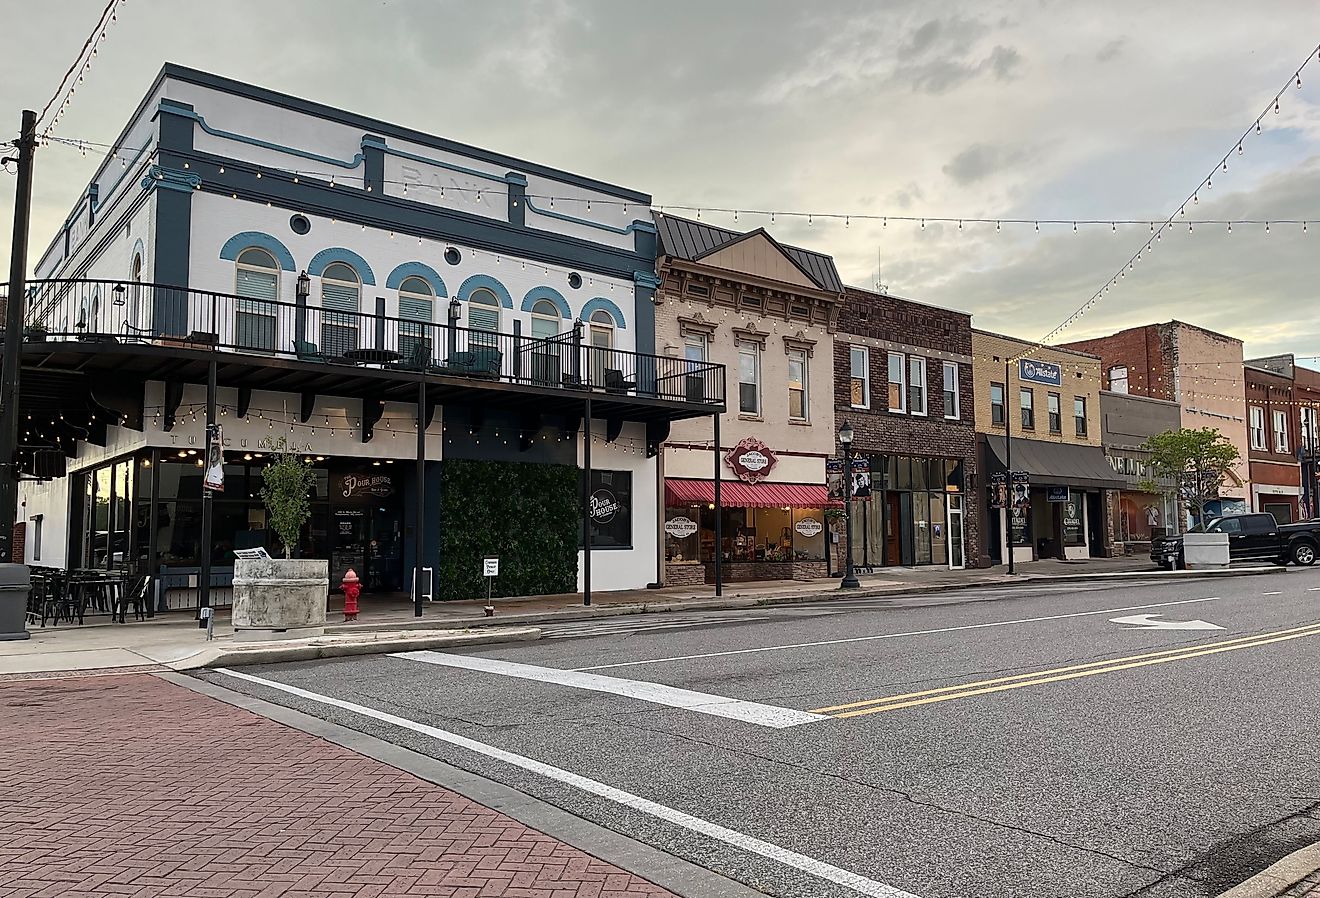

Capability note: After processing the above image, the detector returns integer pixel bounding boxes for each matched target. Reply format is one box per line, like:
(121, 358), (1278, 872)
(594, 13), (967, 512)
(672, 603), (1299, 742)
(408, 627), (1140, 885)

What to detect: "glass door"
(946, 494), (965, 569)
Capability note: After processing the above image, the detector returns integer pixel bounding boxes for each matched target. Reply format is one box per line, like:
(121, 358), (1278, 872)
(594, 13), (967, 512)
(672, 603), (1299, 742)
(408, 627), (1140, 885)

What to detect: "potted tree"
(231, 438), (329, 640)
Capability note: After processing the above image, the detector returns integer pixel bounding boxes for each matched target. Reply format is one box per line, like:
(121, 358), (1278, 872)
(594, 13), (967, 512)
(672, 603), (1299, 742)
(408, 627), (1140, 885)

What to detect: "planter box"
(1183, 532), (1230, 569)
(232, 557), (329, 641)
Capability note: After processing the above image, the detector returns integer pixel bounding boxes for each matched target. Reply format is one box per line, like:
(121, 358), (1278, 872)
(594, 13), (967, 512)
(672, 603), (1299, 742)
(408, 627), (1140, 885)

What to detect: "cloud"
(1096, 38), (1126, 63)
(943, 143), (1033, 185)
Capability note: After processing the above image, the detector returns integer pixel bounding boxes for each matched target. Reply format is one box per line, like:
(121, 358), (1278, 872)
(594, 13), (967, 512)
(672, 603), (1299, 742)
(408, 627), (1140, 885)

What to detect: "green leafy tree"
(1141, 427), (1242, 527)
(258, 438), (317, 559)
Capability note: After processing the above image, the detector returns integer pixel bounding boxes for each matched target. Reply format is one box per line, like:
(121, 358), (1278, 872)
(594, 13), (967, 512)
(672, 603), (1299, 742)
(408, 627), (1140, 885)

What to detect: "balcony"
(10, 279), (725, 430)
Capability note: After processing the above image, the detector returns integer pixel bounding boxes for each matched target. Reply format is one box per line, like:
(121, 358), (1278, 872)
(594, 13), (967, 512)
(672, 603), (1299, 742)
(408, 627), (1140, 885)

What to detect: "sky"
(2, 0), (1319, 360)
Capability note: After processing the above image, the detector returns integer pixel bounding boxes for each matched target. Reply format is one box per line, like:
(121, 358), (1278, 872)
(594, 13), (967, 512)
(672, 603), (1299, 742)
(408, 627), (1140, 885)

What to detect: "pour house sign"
(725, 437), (778, 484)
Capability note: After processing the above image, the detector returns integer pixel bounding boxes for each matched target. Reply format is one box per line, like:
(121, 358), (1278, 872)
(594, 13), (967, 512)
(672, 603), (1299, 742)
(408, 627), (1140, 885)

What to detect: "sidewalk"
(0, 672), (712, 898)
(1, 556), (1275, 677)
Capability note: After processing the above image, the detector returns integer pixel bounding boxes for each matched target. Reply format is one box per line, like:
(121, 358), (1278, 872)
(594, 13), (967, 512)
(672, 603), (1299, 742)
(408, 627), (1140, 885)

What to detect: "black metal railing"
(13, 279), (726, 406)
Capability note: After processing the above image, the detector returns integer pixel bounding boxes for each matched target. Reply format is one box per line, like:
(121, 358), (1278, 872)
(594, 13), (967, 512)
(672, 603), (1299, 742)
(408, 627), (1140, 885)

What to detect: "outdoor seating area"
(25, 569), (152, 627)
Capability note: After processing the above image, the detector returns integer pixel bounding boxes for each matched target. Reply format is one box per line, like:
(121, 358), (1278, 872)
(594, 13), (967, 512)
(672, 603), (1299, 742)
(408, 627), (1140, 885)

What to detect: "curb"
(325, 565), (1288, 635)
(172, 626), (541, 670)
(163, 671), (769, 898)
(1217, 841), (1320, 897)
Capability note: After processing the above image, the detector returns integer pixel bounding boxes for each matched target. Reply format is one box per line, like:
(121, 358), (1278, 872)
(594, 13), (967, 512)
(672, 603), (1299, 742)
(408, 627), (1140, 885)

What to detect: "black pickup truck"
(1151, 513), (1320, 569)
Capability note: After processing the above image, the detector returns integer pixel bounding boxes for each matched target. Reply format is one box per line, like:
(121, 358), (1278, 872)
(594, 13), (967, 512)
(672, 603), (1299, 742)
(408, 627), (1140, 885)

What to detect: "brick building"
(1244, 354), (1320, 520)
(653, 213), (844, 584)
(1062, 321), (1250, 523)
(1101, 390), (1182, 553)
(971, 331), (1122, 566)
(834, 287), (977, 569)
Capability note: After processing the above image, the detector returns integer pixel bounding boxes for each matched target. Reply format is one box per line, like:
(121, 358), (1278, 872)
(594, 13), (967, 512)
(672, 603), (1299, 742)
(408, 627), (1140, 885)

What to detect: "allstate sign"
(1019, 358), (1062, 386)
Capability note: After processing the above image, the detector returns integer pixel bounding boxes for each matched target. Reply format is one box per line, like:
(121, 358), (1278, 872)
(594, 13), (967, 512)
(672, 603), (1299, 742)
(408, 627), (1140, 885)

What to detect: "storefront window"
(664, 506), (701, 562)
(791, 509), (826, 561)
(929, 492), (947, 566)
(1063, 490), (1085, 546)
(587, 470), (632, 549)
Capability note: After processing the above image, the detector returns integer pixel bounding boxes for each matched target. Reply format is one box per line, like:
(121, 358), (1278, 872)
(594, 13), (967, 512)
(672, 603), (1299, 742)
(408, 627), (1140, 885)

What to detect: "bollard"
(199, 606), (214, 641)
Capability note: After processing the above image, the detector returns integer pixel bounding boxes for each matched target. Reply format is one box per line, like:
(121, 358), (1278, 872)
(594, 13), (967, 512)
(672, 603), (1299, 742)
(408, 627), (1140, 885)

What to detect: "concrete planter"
(1183, 532), (1230, 569)
(231, 557), (329, 641)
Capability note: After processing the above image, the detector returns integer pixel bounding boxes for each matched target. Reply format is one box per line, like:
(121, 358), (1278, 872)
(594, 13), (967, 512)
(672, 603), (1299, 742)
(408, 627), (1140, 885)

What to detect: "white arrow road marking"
(392, 650), (829, 729)
(1110, 613), (1226, 631)
(216, 668), (923, 898)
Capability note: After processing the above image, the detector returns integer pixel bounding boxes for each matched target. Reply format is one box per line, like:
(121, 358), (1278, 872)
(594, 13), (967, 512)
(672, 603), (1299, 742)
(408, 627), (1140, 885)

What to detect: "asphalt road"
(201, 569), (1320, 898)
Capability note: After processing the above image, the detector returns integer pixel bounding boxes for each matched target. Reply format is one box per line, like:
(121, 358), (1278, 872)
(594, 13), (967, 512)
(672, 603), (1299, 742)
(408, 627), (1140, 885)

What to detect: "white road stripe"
(1262, 591), (1283, 596)
(575, 596), (1223, 672)
(392, 650), (828, 729)
(215, 668), (922, 898)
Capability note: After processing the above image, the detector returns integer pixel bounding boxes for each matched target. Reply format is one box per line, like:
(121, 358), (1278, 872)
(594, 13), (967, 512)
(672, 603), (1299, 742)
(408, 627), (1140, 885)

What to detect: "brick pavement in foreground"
(0, 673), (679, 898)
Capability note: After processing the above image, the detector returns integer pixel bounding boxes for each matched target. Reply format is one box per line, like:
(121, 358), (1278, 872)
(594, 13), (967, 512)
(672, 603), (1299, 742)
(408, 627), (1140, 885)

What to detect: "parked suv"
(1151, 513), (1320, 569)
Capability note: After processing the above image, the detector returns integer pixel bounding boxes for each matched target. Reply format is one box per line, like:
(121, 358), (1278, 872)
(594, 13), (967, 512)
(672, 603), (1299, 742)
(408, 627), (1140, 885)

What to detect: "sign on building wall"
(664, 516), (698, 538)
(336, 472), (396, 500)
(1019, 358), (1062, 386)
(725, 437), (778, 484)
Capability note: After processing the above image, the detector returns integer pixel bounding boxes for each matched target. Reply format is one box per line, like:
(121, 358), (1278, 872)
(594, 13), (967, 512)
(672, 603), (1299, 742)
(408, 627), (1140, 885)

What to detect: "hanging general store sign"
(725, 437), (778, 484)
(1019, 358), (1062, 386)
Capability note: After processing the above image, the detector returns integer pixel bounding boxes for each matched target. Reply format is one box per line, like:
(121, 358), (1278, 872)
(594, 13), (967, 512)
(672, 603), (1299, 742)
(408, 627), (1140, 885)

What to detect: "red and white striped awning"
(664, 478), (838, 509)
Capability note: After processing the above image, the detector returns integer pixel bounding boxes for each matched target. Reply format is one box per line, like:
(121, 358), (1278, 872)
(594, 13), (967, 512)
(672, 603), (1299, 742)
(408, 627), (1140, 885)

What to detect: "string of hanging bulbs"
(35, 0), (127, 137)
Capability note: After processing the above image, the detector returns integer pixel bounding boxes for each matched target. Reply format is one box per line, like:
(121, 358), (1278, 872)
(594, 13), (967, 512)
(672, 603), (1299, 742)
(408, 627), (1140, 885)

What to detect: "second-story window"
(1273, 409), (1289, 453)
(1302, 407), (1320, 454)
(467, 287), (501, 348)
(1109, 365), (1129, 394)
(990, 382), (1005, 425)
(850, 346), (869, 407)
(1074, 396), (1088, 437)
(683, 333), (708, 362)
(787, 349), (808, 421)
(887, 351), (907, 413)
(398, 276), (435, 363)
(943, 361), (960, 419)
(739, 342), (761, 415)
(1020, 387), (1035, 430)
(530, 299), (561, 384)
(235, 247), (279, 352)
(908, 357), (927, 415)
(320, 262), (361, 357)
(1048, 392), (1062, 433)
(1250, 406), (1266, 450)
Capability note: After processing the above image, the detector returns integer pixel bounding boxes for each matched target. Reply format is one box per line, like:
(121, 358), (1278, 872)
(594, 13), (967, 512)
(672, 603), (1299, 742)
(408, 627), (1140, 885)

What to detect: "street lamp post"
(839, 421), (860, 589)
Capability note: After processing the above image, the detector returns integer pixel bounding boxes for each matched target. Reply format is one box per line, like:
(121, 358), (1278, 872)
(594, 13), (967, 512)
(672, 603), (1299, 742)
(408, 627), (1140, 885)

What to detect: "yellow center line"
(810, 622), (1320, 717)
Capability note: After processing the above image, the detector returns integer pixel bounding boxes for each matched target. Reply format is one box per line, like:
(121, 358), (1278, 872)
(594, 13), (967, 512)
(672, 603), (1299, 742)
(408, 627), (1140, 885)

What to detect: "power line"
(1033, 41), (1320, 350)
(36, 0), (125, 136)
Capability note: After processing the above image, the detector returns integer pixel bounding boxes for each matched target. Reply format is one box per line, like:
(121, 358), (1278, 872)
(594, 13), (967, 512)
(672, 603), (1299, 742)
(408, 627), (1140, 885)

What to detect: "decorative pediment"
(697, 232), (819, 290)
(732, 321), (769, 346)
(678, 312), (718, 338)
(782, 330), (817, 357)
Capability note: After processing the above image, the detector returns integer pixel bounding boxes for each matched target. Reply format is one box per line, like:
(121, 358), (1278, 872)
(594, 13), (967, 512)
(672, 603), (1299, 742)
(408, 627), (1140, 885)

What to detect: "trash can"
(0, 563), (31, 641)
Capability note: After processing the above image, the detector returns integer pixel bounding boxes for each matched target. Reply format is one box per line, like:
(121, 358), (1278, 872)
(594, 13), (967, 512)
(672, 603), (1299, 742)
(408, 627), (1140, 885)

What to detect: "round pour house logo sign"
(590, 489), (621, 524)
(725, 437), (778, 484)
(665, 516), (698, 539)
(795, 517), (823, 538)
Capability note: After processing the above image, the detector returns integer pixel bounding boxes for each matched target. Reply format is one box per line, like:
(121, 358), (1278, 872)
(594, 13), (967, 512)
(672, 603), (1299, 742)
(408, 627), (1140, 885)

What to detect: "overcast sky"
(2, 1), (1318, 360)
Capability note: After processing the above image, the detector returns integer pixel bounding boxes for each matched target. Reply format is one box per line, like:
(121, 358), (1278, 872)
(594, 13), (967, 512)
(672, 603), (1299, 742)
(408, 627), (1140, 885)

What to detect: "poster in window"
(585, 470), (631, 548)
(1063, 492), (1085, 545)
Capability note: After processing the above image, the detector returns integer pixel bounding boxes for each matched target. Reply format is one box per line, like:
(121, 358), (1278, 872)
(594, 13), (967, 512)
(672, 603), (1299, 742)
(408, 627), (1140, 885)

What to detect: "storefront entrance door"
(331, 509), (366, 589)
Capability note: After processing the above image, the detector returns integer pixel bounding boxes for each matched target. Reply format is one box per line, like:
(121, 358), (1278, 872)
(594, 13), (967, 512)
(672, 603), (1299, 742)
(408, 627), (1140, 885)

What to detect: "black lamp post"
(839, 421), (860, 589)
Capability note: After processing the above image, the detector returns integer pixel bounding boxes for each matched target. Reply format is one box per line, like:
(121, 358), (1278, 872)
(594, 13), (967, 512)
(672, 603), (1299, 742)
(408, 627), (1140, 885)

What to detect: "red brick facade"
(834, 287), (980, 567)
(1062, 324), (1173, 399)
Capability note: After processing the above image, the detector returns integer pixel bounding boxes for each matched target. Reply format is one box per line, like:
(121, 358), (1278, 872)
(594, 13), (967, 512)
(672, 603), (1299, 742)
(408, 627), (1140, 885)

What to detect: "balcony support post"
(582, 395), (592, 607)
(415, 379), (426, 618)
(198, 359), (217, 620)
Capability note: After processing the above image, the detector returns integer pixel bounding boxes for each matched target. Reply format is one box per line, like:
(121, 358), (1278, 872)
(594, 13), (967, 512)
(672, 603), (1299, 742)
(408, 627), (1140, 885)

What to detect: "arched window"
(398, 275), (434, 363)
(235, 247), (279, 351)
(467, 287), (500, 347)
(589, 309), (615, 385)
(529, 299), (562, 385)
(320, 261), (361, 358)
(530, 299), (560, 339)
(128, 253), (144, 331)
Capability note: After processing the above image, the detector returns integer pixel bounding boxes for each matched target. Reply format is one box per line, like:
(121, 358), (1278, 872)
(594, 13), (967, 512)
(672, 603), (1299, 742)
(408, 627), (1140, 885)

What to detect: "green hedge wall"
(438, 459), (579, 600)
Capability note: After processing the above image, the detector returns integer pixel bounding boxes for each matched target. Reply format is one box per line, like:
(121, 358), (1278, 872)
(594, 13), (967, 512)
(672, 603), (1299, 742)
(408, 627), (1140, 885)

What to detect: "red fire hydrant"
(341, 569), (361, 622)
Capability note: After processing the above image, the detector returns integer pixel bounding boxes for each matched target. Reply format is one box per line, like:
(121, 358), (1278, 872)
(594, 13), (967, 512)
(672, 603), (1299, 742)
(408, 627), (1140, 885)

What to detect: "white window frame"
(1047, 392), (1062, 433)
(1249, 406), (1266, 450)
(1273, 409), (1289, 453)
(887, 351), (907, 414)
(787, 348), (808, 422)
(908, 356), (927, 416)
(1020, 387), (1035, 429)
(943, 361), (960, 420)
(235, 247), (281, 352)
(1302, 407), (1320, 454)
(1074, 396), (1088, 437)
(849, 345), (870, 408)
(529, 299), (561, 340)
(683, 333), (708, 363)
(990, 382), (1005, 426)
(738, 342), (761, 416)
(1109, 365), (1129, 394)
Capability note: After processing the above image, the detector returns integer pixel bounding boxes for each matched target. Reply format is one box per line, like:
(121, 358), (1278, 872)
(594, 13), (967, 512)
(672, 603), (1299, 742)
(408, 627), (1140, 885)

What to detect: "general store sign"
(725, 437), (778, 484)
(1019, 358), (1062, 386)
(665, 516), (698, 538)
(795, 517), (823, 537)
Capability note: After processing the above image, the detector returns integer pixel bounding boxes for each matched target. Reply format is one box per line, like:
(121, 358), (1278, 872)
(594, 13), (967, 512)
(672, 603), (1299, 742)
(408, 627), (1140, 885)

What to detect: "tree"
(1141, 427), (1241, 527)
(258, 438), (316, 559)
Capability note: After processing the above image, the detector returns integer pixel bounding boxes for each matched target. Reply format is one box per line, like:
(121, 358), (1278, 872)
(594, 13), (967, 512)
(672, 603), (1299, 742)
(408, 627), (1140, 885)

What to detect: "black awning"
(983, 435), (1126, 490)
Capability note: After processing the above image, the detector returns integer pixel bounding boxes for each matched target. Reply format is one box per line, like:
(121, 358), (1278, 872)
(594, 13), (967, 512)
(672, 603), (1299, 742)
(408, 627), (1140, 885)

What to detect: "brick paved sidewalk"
(0, 673), (679, 898)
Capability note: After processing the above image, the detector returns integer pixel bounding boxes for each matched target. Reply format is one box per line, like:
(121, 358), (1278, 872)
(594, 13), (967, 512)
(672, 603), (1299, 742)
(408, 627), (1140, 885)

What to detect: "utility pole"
(1004, 359), (1015, 575)
(0, 111), (38, 564)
